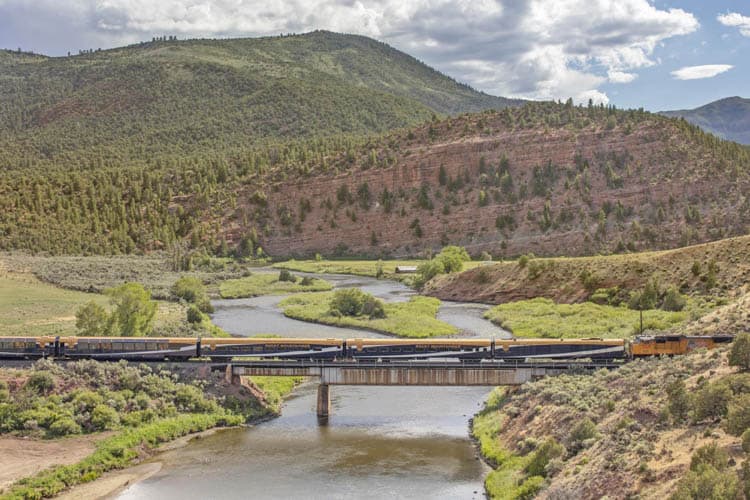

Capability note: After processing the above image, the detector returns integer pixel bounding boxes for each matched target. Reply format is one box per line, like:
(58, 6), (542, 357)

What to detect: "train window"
(124, 343), (135, 352)
(392, 348), (401, 352)
(134, 342), (146, 351)
(146, 342), (157, 350)
(102, 343), (111, 351)
(112, 342), (124, 351)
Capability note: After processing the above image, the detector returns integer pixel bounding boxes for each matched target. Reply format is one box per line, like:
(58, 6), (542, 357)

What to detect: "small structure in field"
(395, 266), (418, 274)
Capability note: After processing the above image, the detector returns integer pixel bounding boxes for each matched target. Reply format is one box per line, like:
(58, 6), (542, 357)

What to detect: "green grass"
(484, 298), (689, 339)
(472, 388), (536, 500)
(273, 259), (484, 282)
(219, 273), (332, 298)
(249, 376), (304, 413)
(0, 273), (109, 336)
(1, 413), (243, 500)
(273, 259), (423, 278)
(279, 292), (457, 338)
(0, 270), (216, 338)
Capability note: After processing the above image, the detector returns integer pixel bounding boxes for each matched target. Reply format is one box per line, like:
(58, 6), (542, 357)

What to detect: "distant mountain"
(0, 31), (520, 170)
(661, 97), (750, 145)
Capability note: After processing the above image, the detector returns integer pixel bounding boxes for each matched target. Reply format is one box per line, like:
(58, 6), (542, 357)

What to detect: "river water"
(118, 272), (508, 499)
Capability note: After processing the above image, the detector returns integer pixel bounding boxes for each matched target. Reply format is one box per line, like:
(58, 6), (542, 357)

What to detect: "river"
(117, 272), (508, 499)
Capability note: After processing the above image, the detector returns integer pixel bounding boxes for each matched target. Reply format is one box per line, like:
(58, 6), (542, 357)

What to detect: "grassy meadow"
(0, 267), (199, 338)
(279, 292), (458, 338)
(0, 273), (109, 337)
(484, 298), (690, 339)
(219, 273), (332, 299)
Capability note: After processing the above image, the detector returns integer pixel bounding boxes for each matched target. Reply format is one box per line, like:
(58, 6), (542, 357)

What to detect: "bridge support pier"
(316, 384), (331, 422)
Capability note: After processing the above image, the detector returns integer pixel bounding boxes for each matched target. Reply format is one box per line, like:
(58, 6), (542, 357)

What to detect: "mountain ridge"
(660, 96), (750, 145)
(0, 31), (520, 173)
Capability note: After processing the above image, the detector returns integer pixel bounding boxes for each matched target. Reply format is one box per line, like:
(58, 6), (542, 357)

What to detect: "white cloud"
(670, 64), (733, 80)
(0, 0), (700, 103)
(608, 71), (637, 83)
(718, 12), (750, 37)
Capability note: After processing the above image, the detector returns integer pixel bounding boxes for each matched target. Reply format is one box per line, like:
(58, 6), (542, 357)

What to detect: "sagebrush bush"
(27, 372), (55, 395)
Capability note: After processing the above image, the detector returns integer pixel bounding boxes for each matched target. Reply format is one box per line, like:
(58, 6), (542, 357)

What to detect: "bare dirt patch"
(0, 434), (106, 492)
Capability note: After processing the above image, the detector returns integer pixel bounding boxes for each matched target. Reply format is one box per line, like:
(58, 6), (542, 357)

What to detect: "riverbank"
(53, 427), (231, 500)
(279, 292), (458, 338)
(0, 359), (304, 499)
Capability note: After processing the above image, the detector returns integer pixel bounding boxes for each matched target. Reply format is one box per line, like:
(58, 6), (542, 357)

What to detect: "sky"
(1, 0), (748, 111)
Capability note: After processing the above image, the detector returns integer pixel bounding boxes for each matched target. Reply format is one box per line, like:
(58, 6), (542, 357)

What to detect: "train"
(0, 335), (734, 363)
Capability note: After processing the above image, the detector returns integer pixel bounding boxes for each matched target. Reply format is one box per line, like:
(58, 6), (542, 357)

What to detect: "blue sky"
(0, 0), (747, 111)
(603, 1), (750, 110)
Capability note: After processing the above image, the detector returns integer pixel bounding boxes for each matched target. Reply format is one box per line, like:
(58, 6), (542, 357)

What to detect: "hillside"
(2, 101), (750, 255)
(473, 345), (750, 499)
(0, 31), (518, 172)
(236, 102), (750, 259)
(661, 97), (750, 145)
(426, 235), (750, 305)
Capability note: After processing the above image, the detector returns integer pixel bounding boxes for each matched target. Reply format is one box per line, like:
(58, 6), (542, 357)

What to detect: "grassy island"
(219, 272), (332, 299)
(279, 291), (457, 338)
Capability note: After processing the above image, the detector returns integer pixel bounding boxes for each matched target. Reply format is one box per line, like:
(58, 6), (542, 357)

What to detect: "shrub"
(75, 301), (111, 336)
(175, 385), (214, 413)
(742, 429), (750, 454)
(278, 269), (296, 283)
(526, 438), (565, 477)
(172, 276), (203, 303)
(91, 404), (120, 430)
(48, 416), (81, 437)
(569, 417), (597, 452)
(692, 382), (732, 422)
(724, 394), (750, 436)
(172, 276), (213, 313)
(516, 475), (545, 499)
(691, 261), (701, 277)
(0, 380), (9, 402)
(436, 246), (470, 273)
(476, 268), (491, 284)
(414, 259), (445, 288)
(187, 305), (203, 324)
(662, 286), (687, 312)
(667, 378), (690, 423)
(27, 371), (55, 395)
(73, 390), (104, 412)
(362, 296), (386, 319)
(300, 276), (315, 286)
(672, 464), (739, 500)
(518, 254), (530, 268)
(730, 333), (750, 372)
(691, 443), (730, 472)
(329, 289), (368, 317)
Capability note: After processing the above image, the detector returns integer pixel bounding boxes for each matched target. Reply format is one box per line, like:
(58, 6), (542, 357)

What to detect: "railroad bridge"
(223, 360), (617, 420)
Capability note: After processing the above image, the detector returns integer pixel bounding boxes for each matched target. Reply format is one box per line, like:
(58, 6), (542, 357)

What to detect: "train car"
(0, 336), (56, 359)
(630, 335), (734, 357)
(200, 338), (343, 360)
(346, 339), (492, 361)
(495, 338), (627, 361)
(58, 337), (198, 360)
